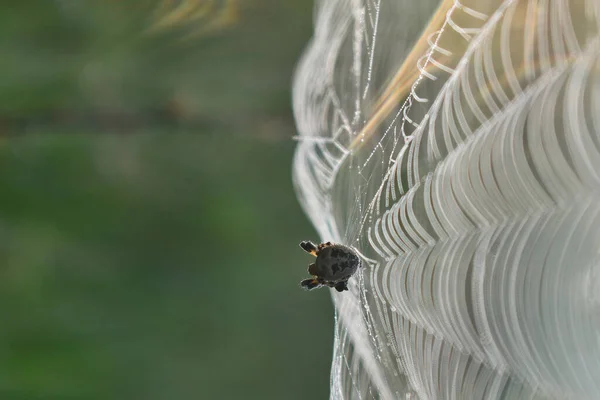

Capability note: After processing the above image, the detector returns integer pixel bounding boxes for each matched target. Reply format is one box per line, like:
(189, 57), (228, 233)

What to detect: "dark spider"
(299, 241), (361, 292)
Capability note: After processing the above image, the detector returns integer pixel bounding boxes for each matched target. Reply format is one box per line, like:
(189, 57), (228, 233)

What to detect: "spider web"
(292, 1), (600, 399)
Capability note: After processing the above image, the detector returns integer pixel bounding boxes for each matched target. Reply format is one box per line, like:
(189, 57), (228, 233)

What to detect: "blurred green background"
(0, 1), (334, 399)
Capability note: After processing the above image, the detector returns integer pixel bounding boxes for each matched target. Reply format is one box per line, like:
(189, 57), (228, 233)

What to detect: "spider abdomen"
(314, 244), (360, 281)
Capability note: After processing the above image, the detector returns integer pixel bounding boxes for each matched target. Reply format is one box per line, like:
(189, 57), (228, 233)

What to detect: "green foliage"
(0, 1), (331, 399)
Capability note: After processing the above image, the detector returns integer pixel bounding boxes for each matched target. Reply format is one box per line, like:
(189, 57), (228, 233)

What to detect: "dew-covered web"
(292, 1), (600, 399)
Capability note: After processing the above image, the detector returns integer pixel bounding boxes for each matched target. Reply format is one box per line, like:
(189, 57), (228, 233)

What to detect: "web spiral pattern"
(293, 1), (600, 399)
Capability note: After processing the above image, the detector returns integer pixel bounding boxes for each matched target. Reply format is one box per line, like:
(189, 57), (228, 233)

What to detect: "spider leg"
(300, 278), (322, 291)
(300, 241), (318, 256)
(334, 281), (348, 292)
(317, 242), (333, 252)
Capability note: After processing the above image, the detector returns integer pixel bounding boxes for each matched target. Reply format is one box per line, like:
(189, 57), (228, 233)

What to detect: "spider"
(299, 241), (361, 292)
